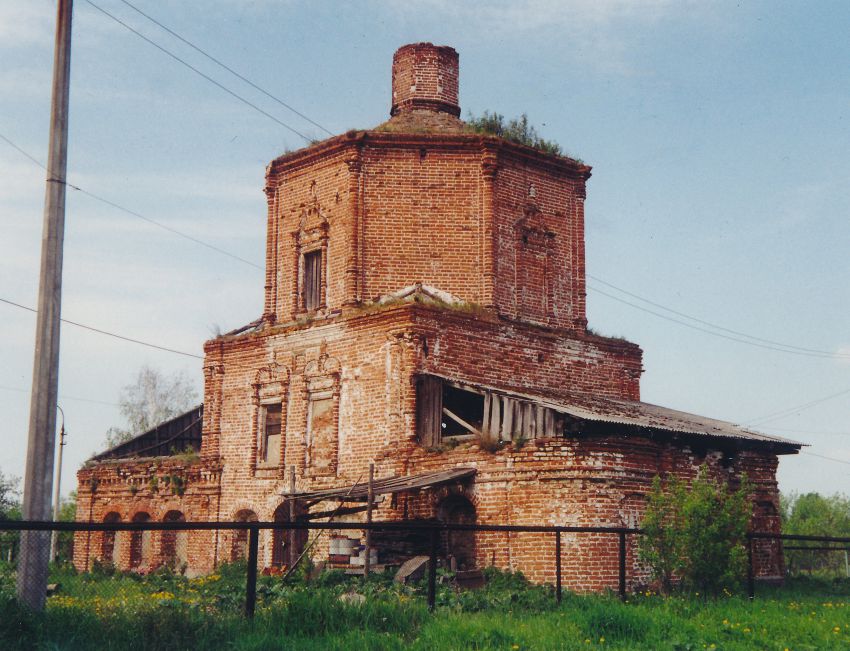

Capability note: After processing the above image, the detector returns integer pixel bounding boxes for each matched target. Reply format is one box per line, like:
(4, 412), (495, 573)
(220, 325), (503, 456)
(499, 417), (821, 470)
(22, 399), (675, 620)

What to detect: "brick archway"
(129, 512), (152, 569)
(231, 509), (258, 562)
(161, 510), (187, 569)
(101, 512), (121, 567)
(271, 502), (308, 568)
(436, 494), (477, 570)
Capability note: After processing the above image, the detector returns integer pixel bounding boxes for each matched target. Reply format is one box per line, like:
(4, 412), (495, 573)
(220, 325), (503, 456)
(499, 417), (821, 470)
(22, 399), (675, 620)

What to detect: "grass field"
(1, 562), (848, 650)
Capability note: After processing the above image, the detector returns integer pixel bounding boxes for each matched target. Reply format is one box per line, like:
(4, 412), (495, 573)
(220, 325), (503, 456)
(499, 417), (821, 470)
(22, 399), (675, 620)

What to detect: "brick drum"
(75, 43), (799, 590)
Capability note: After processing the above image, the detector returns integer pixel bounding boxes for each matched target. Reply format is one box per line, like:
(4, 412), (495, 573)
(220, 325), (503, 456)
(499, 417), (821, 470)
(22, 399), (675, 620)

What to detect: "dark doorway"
(436, 495), (477, 570)
(272, 502), (308, 568)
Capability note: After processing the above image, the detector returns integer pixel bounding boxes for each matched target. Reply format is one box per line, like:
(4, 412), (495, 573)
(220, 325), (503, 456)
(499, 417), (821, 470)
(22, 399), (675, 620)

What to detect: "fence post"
(618, 531), (626, 602)
(428, 526), (438, 612)
(747, 535), (755, 601)
(245, 525), (259, 618)
(555, 531), (562, 604)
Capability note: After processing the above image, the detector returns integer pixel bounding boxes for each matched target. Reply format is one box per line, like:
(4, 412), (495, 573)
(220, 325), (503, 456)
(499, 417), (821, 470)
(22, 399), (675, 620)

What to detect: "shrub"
(639, 466), (751, 595)
(466, 111), (564, 157)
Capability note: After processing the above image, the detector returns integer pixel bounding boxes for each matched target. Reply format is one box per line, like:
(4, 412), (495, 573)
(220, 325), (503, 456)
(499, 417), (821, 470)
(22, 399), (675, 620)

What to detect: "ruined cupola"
(391, 43), (460, 117)
(263, 43), (592, 331)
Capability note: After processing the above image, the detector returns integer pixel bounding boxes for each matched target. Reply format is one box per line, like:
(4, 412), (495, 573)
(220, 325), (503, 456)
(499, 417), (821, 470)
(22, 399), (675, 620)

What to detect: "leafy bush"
(639, 466), (751, 594)
(466, 111), (564, 157)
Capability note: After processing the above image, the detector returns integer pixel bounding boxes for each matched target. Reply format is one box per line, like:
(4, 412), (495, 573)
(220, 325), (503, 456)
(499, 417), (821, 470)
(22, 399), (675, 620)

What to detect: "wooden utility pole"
(17, 0), (73, 611)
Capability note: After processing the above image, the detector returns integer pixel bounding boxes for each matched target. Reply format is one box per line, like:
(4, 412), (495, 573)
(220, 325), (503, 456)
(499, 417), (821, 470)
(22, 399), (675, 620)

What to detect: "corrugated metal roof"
(555, 395), (803, 447)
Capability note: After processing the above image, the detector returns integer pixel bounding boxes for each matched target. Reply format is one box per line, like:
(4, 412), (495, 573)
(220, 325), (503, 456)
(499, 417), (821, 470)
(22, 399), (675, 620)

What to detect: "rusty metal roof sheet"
(553, 395), (803, 448)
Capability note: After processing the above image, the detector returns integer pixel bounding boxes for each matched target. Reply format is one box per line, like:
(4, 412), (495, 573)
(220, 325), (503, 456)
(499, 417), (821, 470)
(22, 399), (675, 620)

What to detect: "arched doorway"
(231, 510), (257, 562)
(272, 501), (307, 568)
(129, 512), (152, 569)
(101, 512), (121, 567)
(161, 510), (187, 569)
(436, 495), (477, 570)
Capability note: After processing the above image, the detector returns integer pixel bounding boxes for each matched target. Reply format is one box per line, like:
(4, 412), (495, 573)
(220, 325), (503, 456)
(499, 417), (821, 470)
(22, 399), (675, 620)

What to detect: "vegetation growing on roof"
(466, 111), (569, 158)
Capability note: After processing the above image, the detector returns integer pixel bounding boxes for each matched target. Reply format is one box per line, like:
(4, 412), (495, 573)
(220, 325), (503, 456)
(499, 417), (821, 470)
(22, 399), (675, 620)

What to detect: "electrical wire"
(744, 386), (850, 427)
(0, 133), (262, 271)
(588, 274), (844, 357)
(762, 425), (850, 436)
(117, 0), (333, 137)
(0, 296), (203, 360)
(83, 0), (315, 143)
(587, 284), (850, 360)
(800, 451), (850, 467)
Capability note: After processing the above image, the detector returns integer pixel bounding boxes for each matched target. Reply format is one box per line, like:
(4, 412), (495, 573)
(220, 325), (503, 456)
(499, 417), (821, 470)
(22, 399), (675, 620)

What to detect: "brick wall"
(74, 42), (790, 589)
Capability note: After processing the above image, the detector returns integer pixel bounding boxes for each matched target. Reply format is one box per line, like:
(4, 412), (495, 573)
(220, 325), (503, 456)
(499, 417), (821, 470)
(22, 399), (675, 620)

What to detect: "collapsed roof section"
(417, 374), (803, 454)
(91, 405), (203, 462)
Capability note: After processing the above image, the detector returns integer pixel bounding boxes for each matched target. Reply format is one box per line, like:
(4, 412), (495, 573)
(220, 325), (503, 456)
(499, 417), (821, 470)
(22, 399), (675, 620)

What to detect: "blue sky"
(1, 0), (848, 499)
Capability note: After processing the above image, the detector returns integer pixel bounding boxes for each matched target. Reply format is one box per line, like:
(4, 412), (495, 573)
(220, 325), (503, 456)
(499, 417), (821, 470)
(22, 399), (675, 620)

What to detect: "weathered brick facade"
(76, 43), (797, 589)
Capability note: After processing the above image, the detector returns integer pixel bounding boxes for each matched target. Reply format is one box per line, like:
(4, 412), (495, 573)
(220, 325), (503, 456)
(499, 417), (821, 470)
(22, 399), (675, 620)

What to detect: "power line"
(0, 385), (119, 408)
(744, 386), (850, 427)
(588, 274), (843, 358)
(763, 425), (850, 436)
(587, 284), (850, 360)
(83, 0), (315, 143)
(0, 132), (262, 271)
(800, 451), (850, 467)
(117, 0), (333, 137)
(0, 296), (203, 360)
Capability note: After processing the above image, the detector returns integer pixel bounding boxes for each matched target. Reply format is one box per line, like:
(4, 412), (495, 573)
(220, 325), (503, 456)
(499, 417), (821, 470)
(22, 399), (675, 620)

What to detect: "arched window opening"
(161, 510), (187, 569)
(129, 512), (152, 569)
(231, 510), (258, 562)
(101, 512), (121, 567)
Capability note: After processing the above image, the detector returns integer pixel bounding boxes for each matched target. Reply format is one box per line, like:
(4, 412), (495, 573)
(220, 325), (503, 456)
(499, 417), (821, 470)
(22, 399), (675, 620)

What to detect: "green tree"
(54, 491), (77, 563)
(781, 492), (850, 575)
(639, 466), (751, 594)
(0, 470), (21, 563)
(105, 365), (198, 449)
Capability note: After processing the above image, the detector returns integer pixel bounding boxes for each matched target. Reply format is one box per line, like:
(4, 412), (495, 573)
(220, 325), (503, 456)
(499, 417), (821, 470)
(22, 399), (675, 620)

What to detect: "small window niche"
(258, 402), (283, 467)
(302, 249), (323, 311)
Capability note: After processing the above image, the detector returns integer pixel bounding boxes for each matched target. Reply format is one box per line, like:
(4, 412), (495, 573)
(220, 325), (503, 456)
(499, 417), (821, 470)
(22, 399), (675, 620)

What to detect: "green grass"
(1, 563), (849, 650)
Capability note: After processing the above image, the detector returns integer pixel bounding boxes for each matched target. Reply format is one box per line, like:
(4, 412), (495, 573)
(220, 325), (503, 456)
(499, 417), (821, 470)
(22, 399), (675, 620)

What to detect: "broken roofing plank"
(295, 467), (477, 504)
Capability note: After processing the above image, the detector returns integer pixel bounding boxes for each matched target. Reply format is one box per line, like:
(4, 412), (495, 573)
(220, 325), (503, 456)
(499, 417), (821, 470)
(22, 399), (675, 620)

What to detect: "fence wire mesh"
(1, 520), (848, 621)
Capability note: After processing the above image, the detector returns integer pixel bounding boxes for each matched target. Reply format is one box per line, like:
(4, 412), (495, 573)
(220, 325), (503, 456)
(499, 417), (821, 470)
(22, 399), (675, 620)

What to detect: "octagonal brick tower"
(262, 41), (595, 335)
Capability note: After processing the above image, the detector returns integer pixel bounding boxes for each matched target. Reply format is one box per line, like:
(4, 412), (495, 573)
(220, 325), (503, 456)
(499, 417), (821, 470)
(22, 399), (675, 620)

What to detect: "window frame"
(301, 248), (324, 312)
(257, 401), (283, 468)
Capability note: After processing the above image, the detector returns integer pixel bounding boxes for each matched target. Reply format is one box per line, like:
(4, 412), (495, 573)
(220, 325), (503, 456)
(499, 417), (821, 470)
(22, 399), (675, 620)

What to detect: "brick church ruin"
(75, 43), (801, 589)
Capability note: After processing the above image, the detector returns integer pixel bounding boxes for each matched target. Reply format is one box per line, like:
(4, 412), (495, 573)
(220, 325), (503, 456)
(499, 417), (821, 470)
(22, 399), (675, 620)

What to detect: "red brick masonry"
(76, 43), (795, 589)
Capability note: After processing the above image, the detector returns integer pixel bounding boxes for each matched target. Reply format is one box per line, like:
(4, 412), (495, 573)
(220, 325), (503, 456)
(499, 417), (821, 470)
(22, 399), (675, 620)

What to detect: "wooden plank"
(500, 397), (514, 441)
(442, 407), (482, 436)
